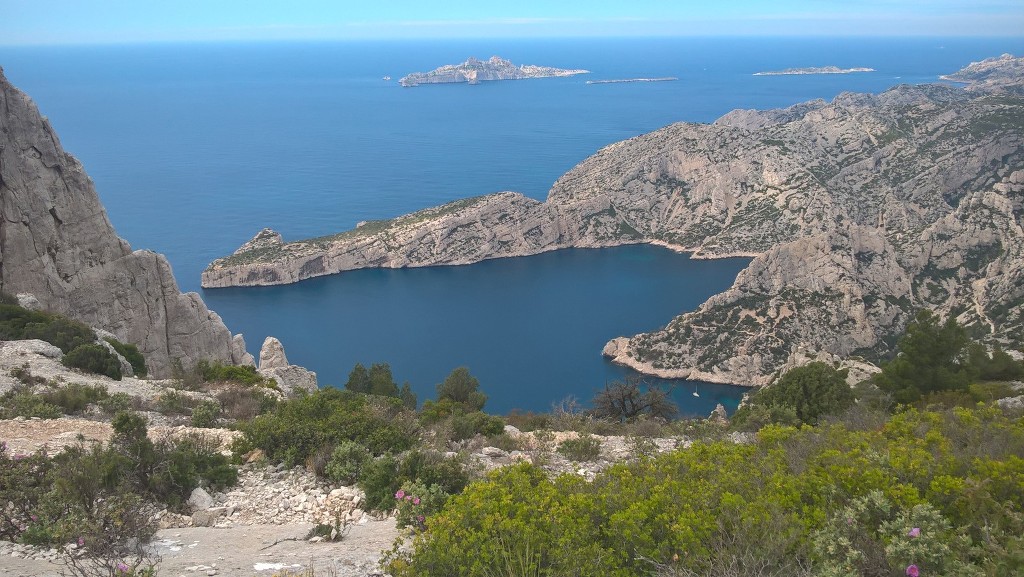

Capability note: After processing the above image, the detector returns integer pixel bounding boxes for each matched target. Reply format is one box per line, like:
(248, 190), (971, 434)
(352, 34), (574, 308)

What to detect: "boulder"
(188, 487), (214, 512)
(258, 337), (318, 396)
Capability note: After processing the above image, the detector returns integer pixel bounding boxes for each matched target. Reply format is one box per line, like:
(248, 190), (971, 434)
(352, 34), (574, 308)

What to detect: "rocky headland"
(399, 56), (588, 86)
(753, 66), (875, 76)
(204, 55), (1024, 387)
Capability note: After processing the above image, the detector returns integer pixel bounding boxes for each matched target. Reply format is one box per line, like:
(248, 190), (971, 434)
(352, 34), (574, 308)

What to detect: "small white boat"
(382, 76), (392, 81)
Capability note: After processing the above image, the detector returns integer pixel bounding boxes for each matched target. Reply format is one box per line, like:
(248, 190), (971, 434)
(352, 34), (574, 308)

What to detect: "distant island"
(399, 56), (589, 87)
(753, 66), (875, 76)
(586, 77), (678, 85)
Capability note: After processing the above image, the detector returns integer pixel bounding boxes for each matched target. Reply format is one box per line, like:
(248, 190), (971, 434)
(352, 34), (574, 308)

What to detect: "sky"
(1, 0), (1023, 45)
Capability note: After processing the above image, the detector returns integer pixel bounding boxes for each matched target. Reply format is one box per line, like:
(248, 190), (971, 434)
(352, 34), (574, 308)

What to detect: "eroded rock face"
(204, 55), (1024, 385)
(0, 67), (244, 377)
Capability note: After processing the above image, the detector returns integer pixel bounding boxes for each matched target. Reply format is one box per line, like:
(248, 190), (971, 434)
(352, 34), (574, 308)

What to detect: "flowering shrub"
(393, 482), (450, 531)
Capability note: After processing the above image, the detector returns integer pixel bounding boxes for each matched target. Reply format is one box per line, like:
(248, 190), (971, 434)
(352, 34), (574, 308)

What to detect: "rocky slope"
(399, 56), (588, 86)
(204, 56), (1024, 385)
(0, 67), (250, 377)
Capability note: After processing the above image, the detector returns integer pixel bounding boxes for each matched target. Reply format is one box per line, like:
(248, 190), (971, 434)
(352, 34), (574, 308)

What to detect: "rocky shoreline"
(202, 54), (1024, 387)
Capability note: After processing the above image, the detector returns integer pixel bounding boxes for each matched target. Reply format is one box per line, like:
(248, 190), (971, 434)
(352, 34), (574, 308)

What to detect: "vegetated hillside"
(204, 55), (1024, 385)
(0, 67), (252, 377)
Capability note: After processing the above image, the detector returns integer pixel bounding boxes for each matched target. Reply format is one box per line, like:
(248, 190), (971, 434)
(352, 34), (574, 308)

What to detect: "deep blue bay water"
(2, 37), (1021, 414)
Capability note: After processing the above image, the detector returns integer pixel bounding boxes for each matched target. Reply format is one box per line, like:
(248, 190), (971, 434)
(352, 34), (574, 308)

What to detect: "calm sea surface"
(2, 37), (1021, 414)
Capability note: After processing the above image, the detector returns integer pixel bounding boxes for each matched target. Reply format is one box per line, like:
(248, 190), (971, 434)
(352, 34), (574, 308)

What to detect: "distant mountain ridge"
(204, 55), (1024, 385)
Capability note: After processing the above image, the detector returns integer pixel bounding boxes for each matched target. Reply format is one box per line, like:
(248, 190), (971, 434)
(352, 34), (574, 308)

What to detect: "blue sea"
(2, 37), (1021, 414)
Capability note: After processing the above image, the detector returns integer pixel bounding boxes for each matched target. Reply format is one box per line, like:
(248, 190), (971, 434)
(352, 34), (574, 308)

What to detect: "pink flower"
(417, 515), (425, 522)
(906, 564), (919, 577)
(30, 514), (37, 521)
(413, 497), (421, 505)
(77, 537), (85, 546)
(908, 527), (921, 538)
(116, 562), (129, 573)
(395, 490), (405, 500)
(405, 495), (413, 501)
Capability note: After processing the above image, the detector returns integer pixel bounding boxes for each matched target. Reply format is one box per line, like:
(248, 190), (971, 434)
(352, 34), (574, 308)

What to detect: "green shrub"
(41, 383), (109, 414)
(197, 360), (269, 386)
(237, 388), (416, 467)
(23, 316), (96, 354)
(10, 363), (47, 386)
(359, 454), (400, 512)
(436, 367), (487, 411)
(99, 392), (138, 415)
(0, 388), (62, 419)
(557, 433), (602, 462)
(389, 405), (1024, 577)
(732, 362), (853, 430)
(451, 411), (504, 442)
(104, 337), (147, 377)
(156, 389), (195, 416)
(190, 400), (221, 428)
(325, 440), (370, 485)
(62, 344), (122, 380)
(394, 481), (450, 531)
(217, 386), (277, 421)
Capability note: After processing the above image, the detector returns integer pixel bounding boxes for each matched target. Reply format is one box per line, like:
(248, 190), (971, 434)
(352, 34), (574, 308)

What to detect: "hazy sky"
(2, 0), (1023, 45)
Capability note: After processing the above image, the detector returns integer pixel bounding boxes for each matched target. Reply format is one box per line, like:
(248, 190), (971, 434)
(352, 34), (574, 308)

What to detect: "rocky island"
(205, 55), (1024, 387)
(399, 56), (589, 86)
(753, 66), (875, 76)
(587, 77), (678, 85)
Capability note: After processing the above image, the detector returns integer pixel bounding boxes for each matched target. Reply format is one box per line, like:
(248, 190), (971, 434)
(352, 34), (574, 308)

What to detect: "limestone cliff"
(0, 67), (249, 377)
(204, 55), (1024, 385)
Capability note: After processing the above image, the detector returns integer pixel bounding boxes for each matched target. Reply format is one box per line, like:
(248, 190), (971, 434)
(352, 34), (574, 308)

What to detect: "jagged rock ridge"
(0, 66), (250, 377)
(204, 56), (1024, 385)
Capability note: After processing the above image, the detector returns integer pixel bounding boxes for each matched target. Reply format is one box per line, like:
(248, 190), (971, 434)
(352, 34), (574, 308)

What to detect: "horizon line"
(2, 33), (1023, 49)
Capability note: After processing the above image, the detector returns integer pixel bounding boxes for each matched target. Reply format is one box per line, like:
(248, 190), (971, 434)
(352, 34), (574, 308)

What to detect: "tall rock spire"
(0, 66), (249, 376)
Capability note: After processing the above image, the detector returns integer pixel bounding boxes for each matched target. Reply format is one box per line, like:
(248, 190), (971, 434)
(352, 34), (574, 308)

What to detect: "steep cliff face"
(204, 56), (1024, 384)
(0, 67), (247, 377)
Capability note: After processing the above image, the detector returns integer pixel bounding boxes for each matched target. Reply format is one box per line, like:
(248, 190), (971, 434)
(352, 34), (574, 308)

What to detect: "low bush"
(190, 400), (221, 428)
(10, 364), (47, 386)
(40, 383), (109, 415)
(0, 387), (62, 419)
(388, 405), (1024, 577)
(0, 411), (235, 572)
(104, 337), (147, 377)
(557, 433), (602, 462)
(62, 344), (122, 380)
(155, 389), (196, 416)
(358, 449), (469, 513)
(236, 388), (416, 467)
(217, 386), (277, 421)
(324, 440), (370, 485)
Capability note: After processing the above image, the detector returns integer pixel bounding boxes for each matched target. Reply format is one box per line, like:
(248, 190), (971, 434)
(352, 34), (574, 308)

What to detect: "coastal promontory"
(399, 56), (588, 86)
(204, 55), (1024, 386)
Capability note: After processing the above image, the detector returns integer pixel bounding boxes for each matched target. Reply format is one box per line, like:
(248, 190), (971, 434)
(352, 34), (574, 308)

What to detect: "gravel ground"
(0, 521), (401, 577)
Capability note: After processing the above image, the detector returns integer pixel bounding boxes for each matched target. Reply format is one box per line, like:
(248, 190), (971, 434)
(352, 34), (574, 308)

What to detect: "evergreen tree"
(369, 363), (400, 397)
(399, 382), (417, 410)
(345, 363), (371, 394)
(436, 367), (486, 411)
(873, 310), (972, 403)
